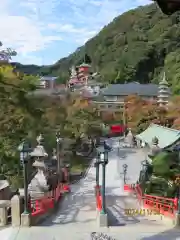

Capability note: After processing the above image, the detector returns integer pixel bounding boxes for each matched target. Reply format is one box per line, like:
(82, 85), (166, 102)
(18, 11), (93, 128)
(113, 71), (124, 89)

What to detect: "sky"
(0, 0), (151, 66)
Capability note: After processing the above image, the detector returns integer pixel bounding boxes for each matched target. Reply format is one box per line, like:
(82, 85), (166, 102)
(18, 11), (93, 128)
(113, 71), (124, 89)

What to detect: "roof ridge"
(150, 123), (180, 133)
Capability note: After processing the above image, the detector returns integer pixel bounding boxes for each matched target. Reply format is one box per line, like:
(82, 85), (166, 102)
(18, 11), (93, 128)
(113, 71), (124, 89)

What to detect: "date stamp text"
(124, 208), (161, 216)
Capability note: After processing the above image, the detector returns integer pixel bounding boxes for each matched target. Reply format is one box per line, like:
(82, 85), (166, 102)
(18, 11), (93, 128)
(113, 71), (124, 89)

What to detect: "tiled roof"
(136, 124), (180, 148)
(102, 83), (158, 96)
(79, 63), (91, 67)
(40, 76), (57, 81)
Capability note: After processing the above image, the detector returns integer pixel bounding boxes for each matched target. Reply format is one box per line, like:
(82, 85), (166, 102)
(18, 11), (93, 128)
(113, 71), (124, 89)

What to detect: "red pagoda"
(68, 62), (91, 88)
(77, 63), (91, 85)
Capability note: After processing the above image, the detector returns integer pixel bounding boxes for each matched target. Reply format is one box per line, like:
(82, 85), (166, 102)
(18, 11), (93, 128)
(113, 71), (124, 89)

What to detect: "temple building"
(157, 72), (170, 107)
(68, 62), (92, 89)
(76, 63), (91, 85)
(136, 124), (180, 149)
(38, 76), (57, 89)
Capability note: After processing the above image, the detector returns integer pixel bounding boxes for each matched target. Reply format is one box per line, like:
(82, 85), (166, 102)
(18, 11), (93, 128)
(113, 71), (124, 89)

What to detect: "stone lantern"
(28, 134), (50, 201)
(125, 128), (134, 147)
(148, 136), (161, 159)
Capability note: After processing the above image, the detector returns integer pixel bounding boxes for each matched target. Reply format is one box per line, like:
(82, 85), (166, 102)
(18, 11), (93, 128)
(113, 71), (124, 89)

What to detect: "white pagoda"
(157, 72), (170, 107)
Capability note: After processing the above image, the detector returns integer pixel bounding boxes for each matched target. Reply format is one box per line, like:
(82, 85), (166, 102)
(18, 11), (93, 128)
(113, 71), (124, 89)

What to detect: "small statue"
(148, 136), (161, 159)
(152, 136), (159, 145)
(125, 128), (134, 147)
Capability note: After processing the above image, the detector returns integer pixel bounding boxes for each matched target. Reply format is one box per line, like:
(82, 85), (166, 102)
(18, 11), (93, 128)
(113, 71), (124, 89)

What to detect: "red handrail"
(143, 194), (177, 218)
(124, 183), (178, 218)
(135, 184), (143, 203)
(95, 185), (102, 211)
(30, 183), (69, 217)
(124, 184), (133, 191)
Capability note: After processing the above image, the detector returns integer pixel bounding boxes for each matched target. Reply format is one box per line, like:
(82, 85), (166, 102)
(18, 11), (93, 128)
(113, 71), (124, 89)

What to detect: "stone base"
(174, 213), (180, 226)
(97, 212), (108, 227)
(21, 213), (31, 227)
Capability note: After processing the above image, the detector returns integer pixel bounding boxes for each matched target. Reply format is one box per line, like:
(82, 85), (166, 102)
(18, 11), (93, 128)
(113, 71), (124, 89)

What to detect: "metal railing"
(30, 184), (68, 217)
(124, 183), (178, 218)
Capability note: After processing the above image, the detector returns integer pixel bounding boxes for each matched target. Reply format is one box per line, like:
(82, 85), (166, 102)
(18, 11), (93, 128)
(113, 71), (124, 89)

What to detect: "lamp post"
(175, 175), (180, 215)
(141, 160), (148, 193)
(65, 163), (70, 183)
(177, 177), (180, 216)
(122, 164), (128, 184)
(94, 153), (100, 187)
(56, 131), (62, 182)
(97, 147), (108, 215)
(122, 104), (126, 139)
(117, 138), (121, 155)
(18, 141), (31, 214)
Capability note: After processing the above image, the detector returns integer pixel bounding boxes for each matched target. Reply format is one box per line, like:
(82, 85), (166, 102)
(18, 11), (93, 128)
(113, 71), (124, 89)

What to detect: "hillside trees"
(12, 3), (180, 94)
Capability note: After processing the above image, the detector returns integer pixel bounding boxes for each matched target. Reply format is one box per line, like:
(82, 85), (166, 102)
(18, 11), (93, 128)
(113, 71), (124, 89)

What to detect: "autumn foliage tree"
(0, 63), (41, 188)
(124, 94), (179, 133)
(0, 41), (103, 188)
(166, 96), (180, 129)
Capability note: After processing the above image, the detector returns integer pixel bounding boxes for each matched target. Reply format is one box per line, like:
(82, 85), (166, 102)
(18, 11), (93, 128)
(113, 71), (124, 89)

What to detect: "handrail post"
(11, 195), (21, 227)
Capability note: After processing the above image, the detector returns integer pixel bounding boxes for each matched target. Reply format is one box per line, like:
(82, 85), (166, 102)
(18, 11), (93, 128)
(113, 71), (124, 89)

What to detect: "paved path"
(7, 138), (180, 239)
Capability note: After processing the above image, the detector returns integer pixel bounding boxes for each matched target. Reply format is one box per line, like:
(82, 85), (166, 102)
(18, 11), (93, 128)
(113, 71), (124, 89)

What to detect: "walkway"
(6, 138), (180, 240)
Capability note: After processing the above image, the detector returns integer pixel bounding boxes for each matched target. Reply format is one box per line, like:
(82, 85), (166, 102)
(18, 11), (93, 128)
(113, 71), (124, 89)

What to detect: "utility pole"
(56, 132), (61, 183)
(123, 103), (126, 139)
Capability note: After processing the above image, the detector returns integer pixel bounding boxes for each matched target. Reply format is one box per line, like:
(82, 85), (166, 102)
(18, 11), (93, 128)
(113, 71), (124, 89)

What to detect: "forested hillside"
(13, 3), (180, 93)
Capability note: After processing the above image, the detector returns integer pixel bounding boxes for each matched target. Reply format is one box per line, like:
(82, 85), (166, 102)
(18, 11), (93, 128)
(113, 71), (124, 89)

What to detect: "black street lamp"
(56, 131), (62, 182)
(141, 160), (148, 172)
(94, 153), (100, 187)
(141, 160), (148, 193)
(100, 150), (108, 214)
(176, 176), (180, 216)
(63, 162), (70, 183)
(18, 140), (31, 214)
(65, 163), (70, 183)
(97, 146), (109, 214)
(174, 175), (180, 216)
(122, 164), (128, 184)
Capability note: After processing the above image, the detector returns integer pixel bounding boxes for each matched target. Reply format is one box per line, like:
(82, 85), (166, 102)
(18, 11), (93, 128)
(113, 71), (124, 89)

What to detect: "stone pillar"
(21, 212), (31, 227)
(97, 212), (108, 227)
(174, 212), (180, 226)
(11, 195), (21, 227)
(0, 208), (7, 226)
(0, 200), (10, 226)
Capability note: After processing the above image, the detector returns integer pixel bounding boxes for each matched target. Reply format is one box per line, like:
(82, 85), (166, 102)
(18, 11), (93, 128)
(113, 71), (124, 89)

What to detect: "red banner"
(110, 125), (126, 133)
